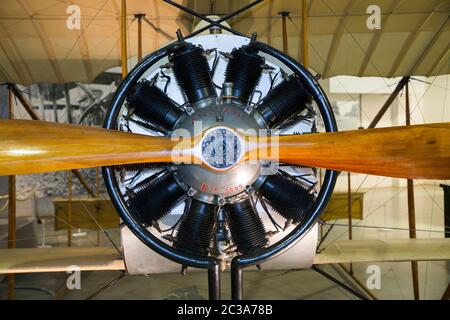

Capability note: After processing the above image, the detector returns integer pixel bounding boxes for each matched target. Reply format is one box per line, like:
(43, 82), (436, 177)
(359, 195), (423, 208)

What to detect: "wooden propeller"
(0, 120), (449, 179)
(0, 120), (176, 175)
(269, 123), (450, 180)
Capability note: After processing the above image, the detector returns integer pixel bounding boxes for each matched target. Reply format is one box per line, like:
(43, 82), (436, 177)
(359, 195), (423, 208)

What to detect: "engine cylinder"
(256, 173), (315, 224)
(127, 171), (186, 226)
(174, 199), (217, 256)
(126, 79), (184, 132)
(257, 74), (312, 128)
(224, 45), (264, 102)
(114, 163), (161, 173)
(225, 198), (267, 254)
(169, 43), (216, 104)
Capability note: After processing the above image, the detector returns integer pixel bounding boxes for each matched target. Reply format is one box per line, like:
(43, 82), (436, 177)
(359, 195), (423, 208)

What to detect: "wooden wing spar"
(0, 119), (449, 179)
(1, 238), (449, 275)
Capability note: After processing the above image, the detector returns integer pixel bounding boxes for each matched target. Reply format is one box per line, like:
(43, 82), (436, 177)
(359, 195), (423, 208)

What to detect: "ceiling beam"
(61, 0), (92, 82)
(307, 0), (314, 13)
(0, 41), (26, 84)
(322, 0), (357, 78)
(388, 1), (448, 77)
(297, 0), (313, 63)
(407, 15), (449, 76)
(227, 0), (233, 30)
(358, 0), (402, 77)
(0, 57), (12, 81)
(17, 0), (64, 83)
(0, 21), (34, 84)
(152, 0), (160, 51)
(142, 16), (176, 40)
(77, 31), (93, 81)
(2, 9), (450, 21)
(266, 0), (274, 45)
(110, 0), (123, 62)
(150, 0), (182, 47)
(427, 41), (450, 76)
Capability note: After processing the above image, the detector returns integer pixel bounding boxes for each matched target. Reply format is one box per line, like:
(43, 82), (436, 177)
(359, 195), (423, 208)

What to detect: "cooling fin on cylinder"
(126, 171), (186, 227)
(224, 198), (268, 255)
(174, 199), (217, 256)
(256, 173), (316, 224)
(126, 79), (184, 132)
(169, 42), (217, 104)
(114, 163), (161, 173)
(257, 74), (312, 128)
(224, 44), (265, 102)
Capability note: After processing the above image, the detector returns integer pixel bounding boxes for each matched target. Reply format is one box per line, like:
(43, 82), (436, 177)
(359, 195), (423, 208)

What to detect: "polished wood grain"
(0, 120), (176, 175)
(1, 120), (449, 180)
(261, 123), (450, 180)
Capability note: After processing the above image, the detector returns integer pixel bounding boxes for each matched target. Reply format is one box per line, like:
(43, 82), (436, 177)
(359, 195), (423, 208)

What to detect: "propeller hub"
(201, 126), (243, 170)
(176, 99), (266, 204)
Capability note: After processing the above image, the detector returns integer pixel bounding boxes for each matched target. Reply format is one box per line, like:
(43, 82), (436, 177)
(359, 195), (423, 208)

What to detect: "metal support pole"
(67, 170), (73, 247)
(121, 0), (128, 79)
(337, 264), (377, 300)
(441, 184), (450, 238)
(96, 167), (101, 245)
(95, 167), (100, 198)
(405, 80), (419, 300)
(142, 16), (174, 41)
(63, 83), (72, 124)
(358, 94), (363, 128)
(86, 272), (126, 300)
(368, 76), (410, 128)
(347, 172), (353, 274)
(279, 12), (289, 54)
(11, 85), (39, 120)
(52, 84), (58, 122)
(208, 265), (221, 300)
(37, 84), (45, 121)
(134, 14), (144, 62)
(7, 84), (16, 300)
(231, 262), (243, 300)
(164, 0), (262, 39)
(405, 78), (411, 125)
(312, 266), (369, 300)
(302, 0), (308, 67)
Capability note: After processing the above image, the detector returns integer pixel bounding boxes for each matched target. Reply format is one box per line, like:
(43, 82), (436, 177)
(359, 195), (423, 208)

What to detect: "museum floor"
(1, 184), (448, 300)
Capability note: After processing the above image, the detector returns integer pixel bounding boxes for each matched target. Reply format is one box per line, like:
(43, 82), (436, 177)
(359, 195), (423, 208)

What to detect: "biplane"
(0, 0), (449, 300)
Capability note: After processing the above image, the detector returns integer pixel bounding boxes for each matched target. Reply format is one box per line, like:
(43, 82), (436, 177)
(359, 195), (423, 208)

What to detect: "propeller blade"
(259, 123), (450, 180)
(0, 120), (176, 175)
(3, 120), (449, 180)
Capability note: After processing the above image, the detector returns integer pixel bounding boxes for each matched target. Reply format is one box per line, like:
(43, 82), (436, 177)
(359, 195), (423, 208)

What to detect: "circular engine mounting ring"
(103, 36), (338, 270)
